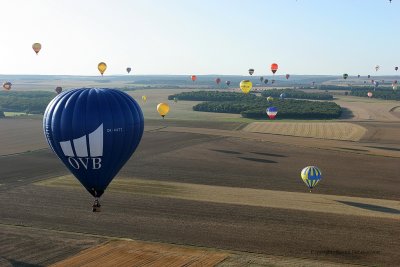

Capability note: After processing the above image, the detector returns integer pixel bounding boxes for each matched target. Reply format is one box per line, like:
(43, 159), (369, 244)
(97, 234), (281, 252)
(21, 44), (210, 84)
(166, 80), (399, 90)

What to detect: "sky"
(0, 0), (398, 76)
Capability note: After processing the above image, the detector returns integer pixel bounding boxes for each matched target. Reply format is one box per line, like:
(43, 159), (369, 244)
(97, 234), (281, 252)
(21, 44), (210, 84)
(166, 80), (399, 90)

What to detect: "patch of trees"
(0, 91), (55, 114)
(193, 98), (341, 119)
(350, 89), (400, 100)
(0, 109), (4, 118)
(260, 89), (333, 100)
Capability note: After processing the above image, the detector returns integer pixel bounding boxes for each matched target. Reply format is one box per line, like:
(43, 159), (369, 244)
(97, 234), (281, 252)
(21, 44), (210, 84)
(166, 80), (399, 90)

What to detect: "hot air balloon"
(98, 62), (107, 76)
(343, 73), (348, 80)
(260, 77), (264, 82)
(191, 75), (197, 82)
(394, 80), (398, 84)
(3, 82), (12, 90)
(142, 95), (147, 102)
(215, 78), (221, 85)
(157, 103), (169, 118)
(173, 97), (178, 103)
(280, 93), (286, 100)
(312, 81), (315, 86)
(301, 166), (322, 192)
(393, 85), (397, 90)
(248, 69), (254, 75)
(126, 67), (131, 74)
(55, 86), (62, 94)
(395, 66), (398, 71)
(357, 74), (360, 78)
(285, 74), (290, 80)
(226, 80), (231, 86)
(267, 96), (274, 102)
(364, 81), (366, 84)
(240, 80), (252, 94)
(271, 63), (278, 74)
(371, 79), (375, 84)
(368, 75), (371, 78)
(374, 81), (379, 89)
(367, 92), (373, 98)
(375, 65), (380, 72)
(271, 79), (275, 84)
(32, 43), (41, 55)
(266, 106), (278, 119)
(264, 79), (269, 84)
(43, 88), (144, 211)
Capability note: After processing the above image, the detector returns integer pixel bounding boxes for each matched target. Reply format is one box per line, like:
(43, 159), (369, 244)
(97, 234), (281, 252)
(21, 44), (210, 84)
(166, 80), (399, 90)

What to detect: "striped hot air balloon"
(301, 166), (322, 192)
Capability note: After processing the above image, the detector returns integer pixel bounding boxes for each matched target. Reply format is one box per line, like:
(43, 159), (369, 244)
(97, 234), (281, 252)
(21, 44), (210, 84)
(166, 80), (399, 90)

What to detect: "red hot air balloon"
(191, 75), (197, 82)
(271, 63), (278, 74)
(215, 78), (221, 85)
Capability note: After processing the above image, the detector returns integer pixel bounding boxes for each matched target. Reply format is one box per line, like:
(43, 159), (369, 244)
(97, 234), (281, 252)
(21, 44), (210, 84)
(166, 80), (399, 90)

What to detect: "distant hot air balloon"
(371, 79), (374, 84)
(240, 80), (252, 94)
(357, 74), (360, 78)
(264, 79), (269, 84)
(312, 81), (315, 86)
(375, 65), (380, 71)
(266, 106), (278, 119)
(394, 80), (398, 84)
(374, 81), (379, 89)
(280, 93), (286, 99)
(271, 63), (278, 74)
(260, 77), (264, 82)
(126, 67), (131, 74)
(343, 73), (348, 80)
(271, 79), (275, 84)
(367, 92), (373, 98)
(43, 88), (144, 211)
(173, 97), (178, 103)
(301, 166), (322, 192)
(142, 95), (147, 102)
(32, 43), (41, 55)
(395, 66), (398, 71)
(98, 62), (107, 76)
(226, 80), (231, 86)
(215, 78), (221, 85)
(267, 96), (274, 102)
(248, 69), (254, 75)
(55, 86), (62, 94)
(364, 81), (366, 84)
(393, 85), (397, 90)
(191, 75), (197, 82)
(368, 75), (371, 78)
(285, 74), (290, 80)
(3, 82), (12, 90)
(157, 103), (170, 118)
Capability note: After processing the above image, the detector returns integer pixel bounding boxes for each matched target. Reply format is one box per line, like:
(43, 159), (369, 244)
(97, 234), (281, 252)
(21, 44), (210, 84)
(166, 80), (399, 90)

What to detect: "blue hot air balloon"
(43, 88), (144, 211)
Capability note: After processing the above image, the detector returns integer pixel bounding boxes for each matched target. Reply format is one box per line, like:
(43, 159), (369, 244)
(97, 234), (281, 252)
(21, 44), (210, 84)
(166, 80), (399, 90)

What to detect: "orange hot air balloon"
(32, 43), (41, 55)
(271, 63), (278, 74)
(191, 75), (197, 82)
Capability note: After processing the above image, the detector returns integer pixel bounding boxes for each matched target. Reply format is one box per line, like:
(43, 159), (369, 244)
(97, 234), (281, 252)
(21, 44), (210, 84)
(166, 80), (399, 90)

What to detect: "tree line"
(260, 89), (333, 100)
(0, 91), (55, 115)
(171, 91), (341, 119)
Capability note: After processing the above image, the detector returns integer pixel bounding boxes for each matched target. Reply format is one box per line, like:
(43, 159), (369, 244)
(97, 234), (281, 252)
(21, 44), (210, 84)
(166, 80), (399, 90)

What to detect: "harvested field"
(242, 122), (367, 141)
(51, 240), (228, 267)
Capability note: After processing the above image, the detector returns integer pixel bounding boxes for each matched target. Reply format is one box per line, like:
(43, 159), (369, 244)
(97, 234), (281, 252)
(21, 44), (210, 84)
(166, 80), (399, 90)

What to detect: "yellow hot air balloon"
(301, 166), (322, 192)
(240, 80), (252, 94)
(32, 43), (41, 55)
(142, 95), (147, 102)
(267, 96), (274, 102)
(157, 103), (170, 118)
(98, 62), (107, 76)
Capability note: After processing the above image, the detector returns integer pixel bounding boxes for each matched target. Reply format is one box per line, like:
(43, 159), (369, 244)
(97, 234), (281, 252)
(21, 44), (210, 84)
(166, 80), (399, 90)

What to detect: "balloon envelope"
(215, 78), (221, 85)
(343, 73), (348, 80)
(285, 74), (290, 79)
(126, 67), (131, 74)
(3, 82), (12, 90)
(98, 62), (107, 75)
(157, 103), (170, 118)
(191, 75), (197, 82)
(301, 166), (322, 190)
(43, 88), (144, 198)
(367, 92), (373, 98)
(32, 43), (41, 54)
(271, 63), (278, 74)
(240, 80), (252, 94)
(226, 80), (231, 86)
(55, 86), (62, 94)
(267, 96), (274, 102)
(395, 66), (398, 71)
(264, 79), (269, 84)
(248, 69), (254, 75)
(266, 106), (278, 119)
(142, 95), (147, 102)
